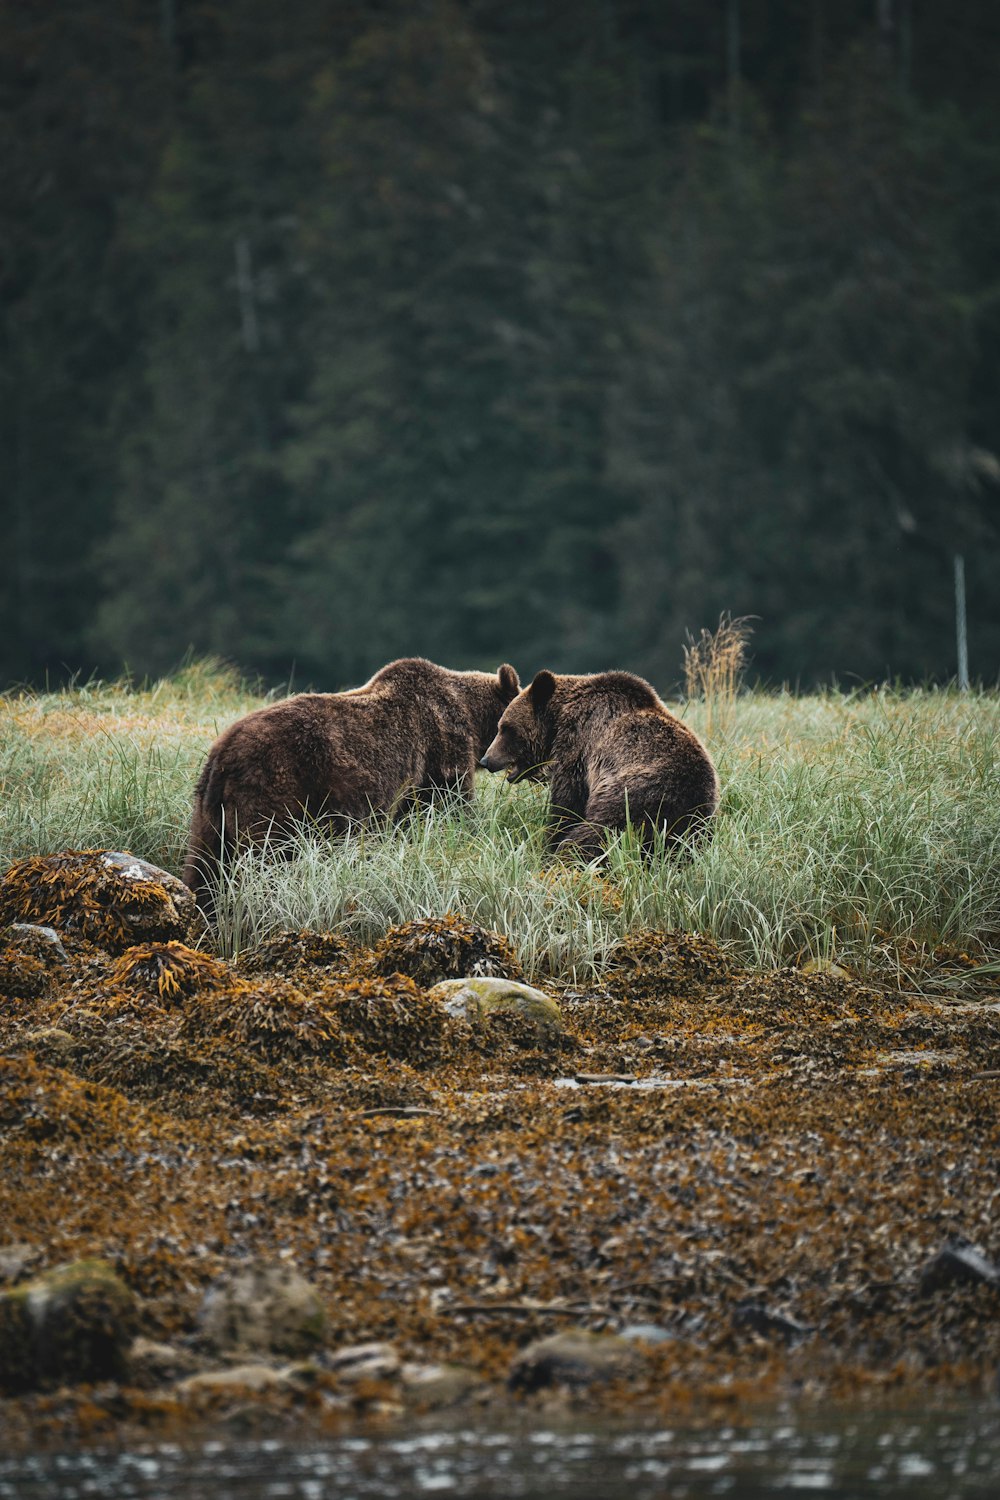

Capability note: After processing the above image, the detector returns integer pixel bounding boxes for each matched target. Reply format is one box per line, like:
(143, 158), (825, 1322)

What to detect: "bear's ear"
(528, 669), (556, 713)
(498, 664), (520, 703)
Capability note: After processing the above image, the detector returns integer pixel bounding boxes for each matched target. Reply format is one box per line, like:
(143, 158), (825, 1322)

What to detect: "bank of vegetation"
(2, 663), (997, 984)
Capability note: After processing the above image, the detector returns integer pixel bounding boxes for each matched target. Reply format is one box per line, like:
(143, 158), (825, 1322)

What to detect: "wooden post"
(954, 554), (969, 689)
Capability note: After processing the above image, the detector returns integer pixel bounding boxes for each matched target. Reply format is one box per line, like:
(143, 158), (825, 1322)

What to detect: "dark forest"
(2, 0), (998, 691)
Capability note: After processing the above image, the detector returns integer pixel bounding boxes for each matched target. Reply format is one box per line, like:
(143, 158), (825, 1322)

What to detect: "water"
(2, 1407), (999, 1499)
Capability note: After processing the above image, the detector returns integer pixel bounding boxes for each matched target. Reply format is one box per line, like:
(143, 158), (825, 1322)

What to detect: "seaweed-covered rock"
(6, 923), (70, 964)
(1, 923), (71, 1004)
(0, 1055), (137, 1146)
(508, 1330), (640, 1393)
(110, 941), (233, 1001)
(603, 929), (732, 1002)
(427, 977), (566, 1034)
(330, 975), (454, 1063)
(0, 1257), (137, 1392)
(236, 929), (354, 978)
(0, 945), (50, 1003)
(370, 915), (523, 986)
(0, 850), (201, 955)
(197, 1260), (327, 1358)
(182, 979), (359, 1064)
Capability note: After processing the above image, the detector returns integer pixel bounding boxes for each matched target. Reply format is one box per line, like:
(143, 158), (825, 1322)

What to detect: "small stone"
(508, 1330), (640, 1393)
(919, 1243), (1000, 1295)
(129, 1336), (205, 1387)
(177, 1363), (298, 1397)
(619, 1322), (674, 1345)
(326, 1341), (401, 1382)
(401, 1361), (484, 1408)
(427, 977), (565, 1033)
(197, 1260), (327, 1358)
(0, 1242), (42, 1284)
(732, 1300), (814, 1344)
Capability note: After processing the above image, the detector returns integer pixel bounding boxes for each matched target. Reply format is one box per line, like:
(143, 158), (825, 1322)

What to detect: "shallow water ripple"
(2, 1408), (999, 1500)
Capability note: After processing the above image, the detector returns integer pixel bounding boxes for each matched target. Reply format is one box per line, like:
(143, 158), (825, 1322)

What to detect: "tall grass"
(208, 796), (620, 978)
(2, 666), (998, 983)
(0, 661), (261, 872)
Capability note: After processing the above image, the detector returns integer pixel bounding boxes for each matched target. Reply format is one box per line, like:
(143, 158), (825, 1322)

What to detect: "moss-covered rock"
(0, 1258), (137, 1392)
(427, 977), (565, 1033)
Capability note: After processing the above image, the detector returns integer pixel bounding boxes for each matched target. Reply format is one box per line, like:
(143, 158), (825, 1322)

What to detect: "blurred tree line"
(2, 0), (998, 691)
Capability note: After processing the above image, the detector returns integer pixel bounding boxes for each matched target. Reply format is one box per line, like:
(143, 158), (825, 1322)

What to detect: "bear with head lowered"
(184, 657), (520, 910)
(481, 668), (719, 859)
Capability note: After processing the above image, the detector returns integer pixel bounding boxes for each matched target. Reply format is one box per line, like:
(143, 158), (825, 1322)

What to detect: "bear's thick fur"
(184, 658), (520, 908)
(481, 669), (719, 858)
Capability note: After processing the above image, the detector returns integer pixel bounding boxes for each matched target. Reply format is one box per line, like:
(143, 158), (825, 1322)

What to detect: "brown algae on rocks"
(368, 915), (524, 985)
(0, 851), (201, 954)
(1, 870), (1000, 1448)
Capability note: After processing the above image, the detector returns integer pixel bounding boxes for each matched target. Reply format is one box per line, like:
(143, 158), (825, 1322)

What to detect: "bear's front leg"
(553, 819), (607, 860)
(546, 772), (588, 852)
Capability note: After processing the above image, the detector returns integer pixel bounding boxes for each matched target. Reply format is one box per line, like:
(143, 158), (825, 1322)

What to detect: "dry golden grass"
(683, 614), (753, 739)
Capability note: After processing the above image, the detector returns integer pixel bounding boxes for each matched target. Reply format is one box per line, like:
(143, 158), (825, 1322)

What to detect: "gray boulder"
(197, 1260), (327, 1358)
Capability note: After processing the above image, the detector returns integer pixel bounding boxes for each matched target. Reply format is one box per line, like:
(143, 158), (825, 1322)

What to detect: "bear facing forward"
(184, 657), (520, 909)
(480, 668), (719, 859)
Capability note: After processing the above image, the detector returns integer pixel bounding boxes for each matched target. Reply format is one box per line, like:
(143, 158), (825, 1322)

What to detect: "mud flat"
(1, 868), (999, 1451)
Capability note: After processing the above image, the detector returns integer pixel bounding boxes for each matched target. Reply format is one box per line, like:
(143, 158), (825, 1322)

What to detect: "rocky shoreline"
(1, 850), (999, 1450)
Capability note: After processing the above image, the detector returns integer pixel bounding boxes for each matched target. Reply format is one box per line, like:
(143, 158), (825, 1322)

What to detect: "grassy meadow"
(1, 659), (998, 985)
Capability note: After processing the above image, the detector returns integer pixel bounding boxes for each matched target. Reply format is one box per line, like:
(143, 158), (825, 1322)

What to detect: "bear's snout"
(480, 735), (508, 773)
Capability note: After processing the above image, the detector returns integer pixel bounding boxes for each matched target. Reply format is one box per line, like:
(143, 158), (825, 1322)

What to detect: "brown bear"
(183, 658), (520, 909)
(480, 669), (719, 859)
